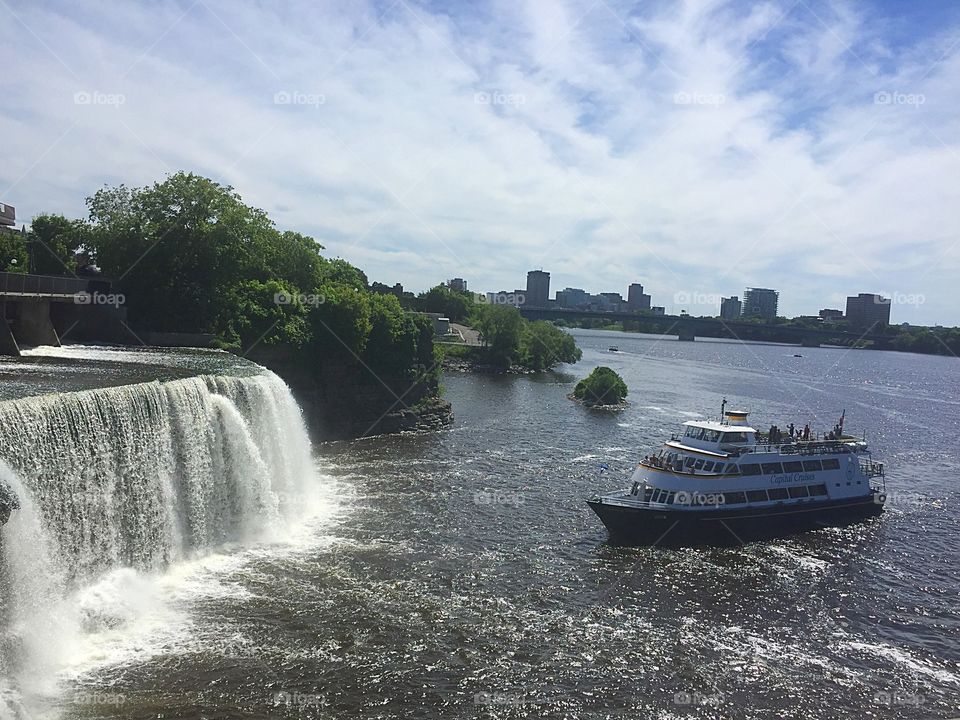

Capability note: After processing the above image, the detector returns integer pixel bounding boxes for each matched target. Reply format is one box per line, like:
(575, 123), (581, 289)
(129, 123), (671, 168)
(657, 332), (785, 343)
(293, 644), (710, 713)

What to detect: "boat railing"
(726, 440), (856, 457)
(860, 458), (885, 479)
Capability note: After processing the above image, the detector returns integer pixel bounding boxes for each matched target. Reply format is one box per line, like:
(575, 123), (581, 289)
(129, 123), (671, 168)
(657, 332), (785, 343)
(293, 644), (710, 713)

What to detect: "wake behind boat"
(587, 402), (886, 546)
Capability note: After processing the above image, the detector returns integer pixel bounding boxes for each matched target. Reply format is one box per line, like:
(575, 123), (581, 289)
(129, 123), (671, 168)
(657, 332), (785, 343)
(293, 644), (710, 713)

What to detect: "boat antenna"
(720, 397), (727, 423)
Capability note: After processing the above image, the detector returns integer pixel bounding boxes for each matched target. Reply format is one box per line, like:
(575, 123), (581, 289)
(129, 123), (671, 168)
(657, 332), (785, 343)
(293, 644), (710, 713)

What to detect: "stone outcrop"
(242, 344), (453, 441)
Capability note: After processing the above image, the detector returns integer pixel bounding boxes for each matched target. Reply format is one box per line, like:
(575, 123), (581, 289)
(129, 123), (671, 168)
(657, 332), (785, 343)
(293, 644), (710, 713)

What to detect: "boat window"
(694, 459), (705, 470)
(723, 464), (739, 475)
(724, 491), (747, 504)
(666, 492), (675, 504)
(746, 490), (768, 502)
(822, 458), (841, 470)
(704, 429), (721, 442)
(703, 461), (714, 472)
(761, 462), (784, 475)
(685, 427), (695, 437)
(808, 484), (828, 496)
(722, 432), (747, 443)
(768, 487), (789, 500)
(788, 485), (809, 498)
(802, 460), (822, 472)
(783, 461), (804, 473)
(739, 463), (761, 476)
(684, 457), (696, 468)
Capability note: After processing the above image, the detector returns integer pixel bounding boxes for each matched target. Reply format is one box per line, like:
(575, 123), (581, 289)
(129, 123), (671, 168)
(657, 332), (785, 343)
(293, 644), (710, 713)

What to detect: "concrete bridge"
(518, 306), (896, 348)
(0, 272), (126, 355)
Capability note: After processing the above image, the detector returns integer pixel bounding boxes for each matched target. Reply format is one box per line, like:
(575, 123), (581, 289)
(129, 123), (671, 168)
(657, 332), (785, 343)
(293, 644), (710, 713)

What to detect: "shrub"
(573, 366), (628, 406)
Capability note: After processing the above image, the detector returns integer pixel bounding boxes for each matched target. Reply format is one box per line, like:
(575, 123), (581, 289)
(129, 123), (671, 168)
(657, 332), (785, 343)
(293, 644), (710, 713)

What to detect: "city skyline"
(470, 269), (914, 325)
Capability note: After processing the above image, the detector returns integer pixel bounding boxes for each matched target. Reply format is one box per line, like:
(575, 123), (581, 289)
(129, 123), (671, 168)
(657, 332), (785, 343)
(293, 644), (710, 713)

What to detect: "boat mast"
(720, 397), (727, 423)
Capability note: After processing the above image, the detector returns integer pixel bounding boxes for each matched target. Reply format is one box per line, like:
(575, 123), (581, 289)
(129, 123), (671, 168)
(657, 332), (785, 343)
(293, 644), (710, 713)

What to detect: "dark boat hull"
(587, 493), (884, 547)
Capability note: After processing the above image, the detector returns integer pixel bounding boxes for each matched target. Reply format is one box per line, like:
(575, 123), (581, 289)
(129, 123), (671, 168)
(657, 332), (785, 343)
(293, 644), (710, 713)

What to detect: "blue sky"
(1, 0), (958, 324)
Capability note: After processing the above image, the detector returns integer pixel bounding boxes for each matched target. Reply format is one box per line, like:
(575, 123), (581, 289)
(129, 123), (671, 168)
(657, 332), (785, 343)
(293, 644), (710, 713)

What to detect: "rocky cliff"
(242, 344), (453, 440)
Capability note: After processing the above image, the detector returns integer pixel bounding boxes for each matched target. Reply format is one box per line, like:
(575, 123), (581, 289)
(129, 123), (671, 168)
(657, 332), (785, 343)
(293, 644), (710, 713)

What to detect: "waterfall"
(0, 371), (322, 718)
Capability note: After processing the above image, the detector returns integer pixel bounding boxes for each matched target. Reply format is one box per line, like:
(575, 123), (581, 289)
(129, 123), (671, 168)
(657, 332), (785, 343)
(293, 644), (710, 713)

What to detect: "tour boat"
(587, 402), (886, 546)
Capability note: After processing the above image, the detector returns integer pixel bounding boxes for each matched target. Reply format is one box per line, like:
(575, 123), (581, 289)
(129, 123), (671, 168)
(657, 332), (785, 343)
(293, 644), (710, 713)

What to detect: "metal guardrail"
(0, 272), (111, 297)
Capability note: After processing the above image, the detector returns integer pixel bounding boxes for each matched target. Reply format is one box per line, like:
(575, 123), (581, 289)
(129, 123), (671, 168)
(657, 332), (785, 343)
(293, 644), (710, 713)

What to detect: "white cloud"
(1, 0), (958, 323)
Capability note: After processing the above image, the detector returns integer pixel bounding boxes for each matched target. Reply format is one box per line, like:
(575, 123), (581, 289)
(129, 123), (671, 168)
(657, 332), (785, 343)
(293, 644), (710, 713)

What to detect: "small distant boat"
(587, 403), (885, 546)
(608, 346), (620, 352)
(793, 353), (803, 357)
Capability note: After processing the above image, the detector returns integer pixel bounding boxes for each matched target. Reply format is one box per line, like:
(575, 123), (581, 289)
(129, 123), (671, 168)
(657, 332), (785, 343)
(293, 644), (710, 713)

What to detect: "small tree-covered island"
(571, 366), (629, 408)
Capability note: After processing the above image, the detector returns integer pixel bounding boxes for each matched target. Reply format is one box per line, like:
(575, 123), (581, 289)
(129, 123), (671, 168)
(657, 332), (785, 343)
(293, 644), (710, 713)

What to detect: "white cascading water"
(0, 371), (323, 718)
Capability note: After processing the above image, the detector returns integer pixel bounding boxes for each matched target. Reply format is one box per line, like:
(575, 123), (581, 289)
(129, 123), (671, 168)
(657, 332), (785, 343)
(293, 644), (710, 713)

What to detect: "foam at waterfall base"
(0, 370), (336, 720)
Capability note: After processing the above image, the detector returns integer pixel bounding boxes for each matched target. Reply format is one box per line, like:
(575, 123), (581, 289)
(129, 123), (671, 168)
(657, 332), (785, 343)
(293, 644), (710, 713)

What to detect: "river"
(0, 331), (958, 719)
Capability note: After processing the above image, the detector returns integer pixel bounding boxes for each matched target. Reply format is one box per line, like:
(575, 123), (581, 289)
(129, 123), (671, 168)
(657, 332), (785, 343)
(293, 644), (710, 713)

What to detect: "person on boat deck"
(803, 424), (811, 441)
(788, 423), (795, 438)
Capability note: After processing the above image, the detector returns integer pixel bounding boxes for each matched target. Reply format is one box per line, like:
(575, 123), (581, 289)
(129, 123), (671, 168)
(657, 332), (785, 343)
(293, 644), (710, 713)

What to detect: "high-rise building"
(447, 278), (467, 293)
(556, 287), (588, 308)
(819, 308), (843, 321)
(627, 283), (651, 311)
(845, 293), (890, 328)
(526, 270), (550, 307)
(720, 296), (742, 319)
(742, 288), (779, 320)
(0, 203), (15, 227)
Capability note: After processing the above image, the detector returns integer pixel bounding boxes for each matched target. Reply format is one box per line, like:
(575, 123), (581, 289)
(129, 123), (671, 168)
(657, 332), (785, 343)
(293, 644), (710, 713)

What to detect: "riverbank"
(440, 350), (533, 375)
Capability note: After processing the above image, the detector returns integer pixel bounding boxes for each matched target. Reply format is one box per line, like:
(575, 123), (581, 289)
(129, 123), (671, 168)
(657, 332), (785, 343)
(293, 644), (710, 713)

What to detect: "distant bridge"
(0, 272), (126, 355)
(517, 306), (895, 347)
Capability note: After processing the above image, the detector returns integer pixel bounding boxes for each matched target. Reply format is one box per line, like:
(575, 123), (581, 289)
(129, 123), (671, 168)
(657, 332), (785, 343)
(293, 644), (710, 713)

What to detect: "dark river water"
(13, 332), (960, 719)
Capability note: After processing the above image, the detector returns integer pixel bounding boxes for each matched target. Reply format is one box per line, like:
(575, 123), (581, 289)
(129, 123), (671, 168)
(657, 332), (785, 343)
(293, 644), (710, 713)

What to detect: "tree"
(57, 172), (444, 401)
(520, 321), (582, 371)
(0, 231), (28, 273)
(27, 214), (89, 274)
(573, 366), (628, 407)
(420, 284), (472, 322)
(474, 304), (523, 369)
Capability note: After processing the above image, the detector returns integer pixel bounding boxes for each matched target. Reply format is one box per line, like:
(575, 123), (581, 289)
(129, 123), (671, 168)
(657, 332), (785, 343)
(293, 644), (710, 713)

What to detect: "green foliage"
(888, 326), (960, 356)
(67, 171), (441, 393)
(28, 214), (89, 274)
(419, 284), (472, 322)
(520, 320), (582, 371)
(0, 230), (28, 272)
(309, 282), (373, 357)
(573, 366), (628, 406)
(474, 304), (524, 369)
(362, 292), (434, 375)
(468, 305), (581, 371)
(321, 257), (368, 290)
(226, 279), (312, 349)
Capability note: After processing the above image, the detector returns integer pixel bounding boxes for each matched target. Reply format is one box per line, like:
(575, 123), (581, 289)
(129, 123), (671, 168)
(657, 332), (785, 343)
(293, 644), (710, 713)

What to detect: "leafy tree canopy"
(573, 366), (628, 406)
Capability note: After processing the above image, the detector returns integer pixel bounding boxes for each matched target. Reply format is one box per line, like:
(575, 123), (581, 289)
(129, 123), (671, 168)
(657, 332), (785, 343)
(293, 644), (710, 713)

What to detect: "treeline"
(557, 315), (960, 358)
(367, 281), (582, 371)
(2, 172), (437, 378)
(440, 303), (581, 371)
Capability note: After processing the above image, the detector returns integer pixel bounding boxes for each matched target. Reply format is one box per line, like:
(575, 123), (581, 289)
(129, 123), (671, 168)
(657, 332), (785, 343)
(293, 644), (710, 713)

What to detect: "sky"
(2, 0), (959, 324)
